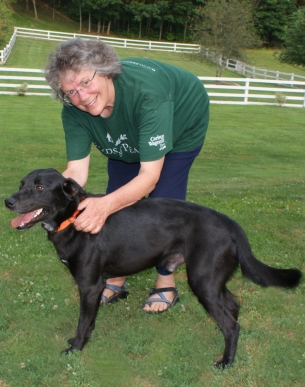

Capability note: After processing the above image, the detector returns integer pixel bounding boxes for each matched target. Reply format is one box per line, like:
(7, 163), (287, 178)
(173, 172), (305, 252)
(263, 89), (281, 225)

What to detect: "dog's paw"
(60, 338), (76, 354)
(61, 346), (73, 354)
(213, 357), (234, 369)
(67, 337), (75, 346)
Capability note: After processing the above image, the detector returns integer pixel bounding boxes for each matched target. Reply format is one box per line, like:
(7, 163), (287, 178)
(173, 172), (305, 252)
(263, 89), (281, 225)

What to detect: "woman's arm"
(74, 157), (165, 234)
(62, 155), (91, 187)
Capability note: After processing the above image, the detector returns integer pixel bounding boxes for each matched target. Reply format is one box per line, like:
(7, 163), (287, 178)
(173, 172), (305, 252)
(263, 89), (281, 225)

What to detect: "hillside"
(2, 0), (305, 76)
(8, 0), (78, 36)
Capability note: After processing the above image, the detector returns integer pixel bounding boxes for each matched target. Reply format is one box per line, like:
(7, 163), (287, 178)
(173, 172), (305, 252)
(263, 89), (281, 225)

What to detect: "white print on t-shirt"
(148, 134), (166, 151)
(122, 60), (156, 72)
(99, 132), (139, 158)
(101, 144), (139, 157)
(106, 133), (128, 146)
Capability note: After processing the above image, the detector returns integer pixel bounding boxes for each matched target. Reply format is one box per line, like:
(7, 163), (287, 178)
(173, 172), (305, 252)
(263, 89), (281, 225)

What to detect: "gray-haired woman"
(45, 38), (209, 313)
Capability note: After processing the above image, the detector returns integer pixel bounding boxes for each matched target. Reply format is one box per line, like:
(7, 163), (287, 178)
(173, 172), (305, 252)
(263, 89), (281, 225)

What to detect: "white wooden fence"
(1, 28), (305, 85)
(201, 48), (305, 82)
(0, 27), (18, 64)
(0, 68), (48, 96)
(198, 77), (305, 107)
(0, 27), (200, 64)
(1, 68), (305, 107)
(224, 58), (305, 82)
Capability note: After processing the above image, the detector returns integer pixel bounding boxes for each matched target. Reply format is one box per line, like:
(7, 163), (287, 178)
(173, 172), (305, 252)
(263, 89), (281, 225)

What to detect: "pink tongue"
(11, 210), (38, 228)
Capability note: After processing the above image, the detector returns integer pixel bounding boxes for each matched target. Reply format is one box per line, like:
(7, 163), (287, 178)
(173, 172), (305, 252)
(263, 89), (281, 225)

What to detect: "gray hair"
(45, 38), (122, 103)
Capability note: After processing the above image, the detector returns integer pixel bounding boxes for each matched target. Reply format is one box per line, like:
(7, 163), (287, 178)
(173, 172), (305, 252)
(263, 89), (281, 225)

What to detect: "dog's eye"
(36, 185), (43, 191)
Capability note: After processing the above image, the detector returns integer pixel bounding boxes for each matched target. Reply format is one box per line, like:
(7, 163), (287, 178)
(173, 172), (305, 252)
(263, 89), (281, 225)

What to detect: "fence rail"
(1, 68), (304, 107)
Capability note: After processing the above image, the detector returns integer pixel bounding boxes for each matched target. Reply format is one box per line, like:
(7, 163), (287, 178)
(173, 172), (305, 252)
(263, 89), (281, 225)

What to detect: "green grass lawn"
(245, 48), (305, 77)
(0, 95), (304, 387)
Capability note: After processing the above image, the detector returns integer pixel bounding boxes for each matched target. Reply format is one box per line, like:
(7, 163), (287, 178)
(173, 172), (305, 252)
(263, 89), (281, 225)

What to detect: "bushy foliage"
(0, 0), (13, 44)
(193, 0), (261, 76)
(279, 8), (305, 66)
(253, 0), (297, 47)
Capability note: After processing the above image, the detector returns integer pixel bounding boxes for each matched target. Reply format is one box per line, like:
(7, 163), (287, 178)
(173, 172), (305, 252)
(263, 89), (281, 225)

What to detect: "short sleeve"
(62, 106), (92, 161)
(138, 101), (174, 162)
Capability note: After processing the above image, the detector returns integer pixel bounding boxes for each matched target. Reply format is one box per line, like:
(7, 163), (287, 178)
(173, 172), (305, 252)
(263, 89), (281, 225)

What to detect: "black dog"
(4, 168), (302, 367)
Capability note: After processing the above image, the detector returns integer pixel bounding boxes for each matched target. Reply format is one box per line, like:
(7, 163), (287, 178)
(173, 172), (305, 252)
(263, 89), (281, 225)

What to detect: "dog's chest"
(48, 232), (76, 267)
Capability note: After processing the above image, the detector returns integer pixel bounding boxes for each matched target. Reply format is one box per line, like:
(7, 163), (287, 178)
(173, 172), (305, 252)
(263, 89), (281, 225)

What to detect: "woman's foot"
(100, 277), (128, 305)
(142, 273), (177, 313)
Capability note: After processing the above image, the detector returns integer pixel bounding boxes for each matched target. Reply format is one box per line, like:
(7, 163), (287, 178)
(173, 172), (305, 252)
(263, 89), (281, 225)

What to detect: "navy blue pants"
(106, 145), (202, 275)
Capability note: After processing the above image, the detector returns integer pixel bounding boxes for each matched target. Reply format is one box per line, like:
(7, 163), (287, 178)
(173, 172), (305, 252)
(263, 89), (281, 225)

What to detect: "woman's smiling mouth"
(85, 95), (97, 108)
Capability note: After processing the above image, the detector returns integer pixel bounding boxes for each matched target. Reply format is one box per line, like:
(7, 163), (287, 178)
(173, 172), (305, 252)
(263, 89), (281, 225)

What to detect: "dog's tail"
(235, 226), (302, 289)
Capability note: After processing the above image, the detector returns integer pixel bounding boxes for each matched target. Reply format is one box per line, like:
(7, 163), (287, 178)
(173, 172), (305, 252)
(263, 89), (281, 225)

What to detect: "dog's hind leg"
(64, 278), (104, 352)
(189, 278), (240, 368)
(212, 289), (240, 368)
(186, 250), (240, 368)
(223, 288), (240, 322)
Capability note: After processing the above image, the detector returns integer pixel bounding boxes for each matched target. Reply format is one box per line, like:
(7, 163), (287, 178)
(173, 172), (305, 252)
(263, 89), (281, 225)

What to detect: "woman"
(45, 38), (209, 313)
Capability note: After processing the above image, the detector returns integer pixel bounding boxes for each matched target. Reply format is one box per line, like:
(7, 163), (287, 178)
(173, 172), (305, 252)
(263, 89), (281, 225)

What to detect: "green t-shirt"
(62, 58), (209, 163)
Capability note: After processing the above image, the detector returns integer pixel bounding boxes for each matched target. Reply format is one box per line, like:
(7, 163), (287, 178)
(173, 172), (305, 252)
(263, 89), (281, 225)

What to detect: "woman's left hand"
(74, 196), (111, 234)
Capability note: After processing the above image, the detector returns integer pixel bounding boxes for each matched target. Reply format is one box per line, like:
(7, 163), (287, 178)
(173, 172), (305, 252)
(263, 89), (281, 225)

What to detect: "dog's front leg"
(64, 280), (104, 353)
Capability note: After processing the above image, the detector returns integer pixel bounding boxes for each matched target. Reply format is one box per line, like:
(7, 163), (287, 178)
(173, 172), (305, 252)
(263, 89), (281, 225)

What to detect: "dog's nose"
(4, 197), (16, 209)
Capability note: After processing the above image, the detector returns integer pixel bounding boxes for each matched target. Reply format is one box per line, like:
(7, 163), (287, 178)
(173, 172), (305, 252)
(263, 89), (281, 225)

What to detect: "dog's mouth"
(11, 208), (48, 230)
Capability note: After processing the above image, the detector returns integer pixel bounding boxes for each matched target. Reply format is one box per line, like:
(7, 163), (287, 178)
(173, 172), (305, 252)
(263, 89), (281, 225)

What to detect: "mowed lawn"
(0, 93), (304, 387)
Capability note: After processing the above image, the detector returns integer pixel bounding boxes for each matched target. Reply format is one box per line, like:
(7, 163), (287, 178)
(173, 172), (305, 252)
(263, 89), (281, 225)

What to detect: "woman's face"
(60, 69), (115, 117)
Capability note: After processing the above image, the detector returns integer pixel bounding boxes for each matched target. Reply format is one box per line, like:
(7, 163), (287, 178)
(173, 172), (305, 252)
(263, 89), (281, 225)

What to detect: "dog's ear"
(63, 178), (83, 197)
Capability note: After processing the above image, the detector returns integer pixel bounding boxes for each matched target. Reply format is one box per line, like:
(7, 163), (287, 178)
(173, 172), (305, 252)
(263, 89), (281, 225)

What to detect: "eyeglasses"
(60, 70), (97, 103)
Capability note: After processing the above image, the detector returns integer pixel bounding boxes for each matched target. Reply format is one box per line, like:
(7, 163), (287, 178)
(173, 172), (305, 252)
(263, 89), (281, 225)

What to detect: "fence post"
(244, 79), (249, 104)
(242, 63), (245, 76)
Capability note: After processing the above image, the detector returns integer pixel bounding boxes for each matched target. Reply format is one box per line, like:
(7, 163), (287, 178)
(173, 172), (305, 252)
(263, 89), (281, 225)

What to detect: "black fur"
(4, 168), (302, 367)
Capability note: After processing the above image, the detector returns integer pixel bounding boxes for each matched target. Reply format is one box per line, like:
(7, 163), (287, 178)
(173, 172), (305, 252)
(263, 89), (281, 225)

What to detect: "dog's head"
(4, 168), (86, 232)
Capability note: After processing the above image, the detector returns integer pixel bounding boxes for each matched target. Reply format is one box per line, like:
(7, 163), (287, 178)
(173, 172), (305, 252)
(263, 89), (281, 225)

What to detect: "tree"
(78, 0), (83, 31)
(105, 0), (123, 35)
(86, 0), (110, 34)
(154, 0), (174, 41)
(32, 0), (38, 19)
(253, 0), (297, 47)
(0, 0), (13, 44)
(194, 0), (260, 76)
(126, 1), (151, 38)
(279, 8), (305, 66)
(172, 0), (199, 42)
